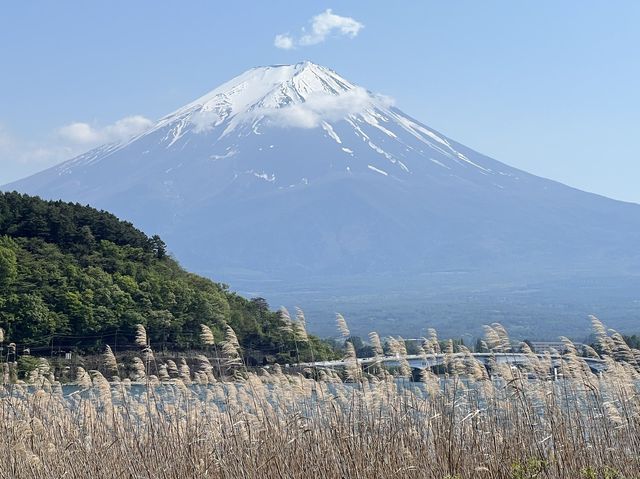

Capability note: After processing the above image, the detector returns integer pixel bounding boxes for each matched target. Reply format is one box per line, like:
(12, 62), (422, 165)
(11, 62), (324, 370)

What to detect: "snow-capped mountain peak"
(6, 61), (640, 339)
(154, 61), (388, 139)
(7, 62), (518, 191)
(63, 61), (500, 187)
(178, 61), (357, 115)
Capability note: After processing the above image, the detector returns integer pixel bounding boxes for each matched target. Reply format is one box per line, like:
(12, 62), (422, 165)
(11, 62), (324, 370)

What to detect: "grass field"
(0, 316), (639, 478)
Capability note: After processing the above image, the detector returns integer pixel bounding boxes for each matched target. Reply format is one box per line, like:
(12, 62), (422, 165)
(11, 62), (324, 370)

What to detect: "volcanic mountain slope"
(6, 61), (640, 335)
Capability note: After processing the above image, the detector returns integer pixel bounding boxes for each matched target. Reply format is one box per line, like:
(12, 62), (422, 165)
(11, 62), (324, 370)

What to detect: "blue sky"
(1, 1), (639, 202)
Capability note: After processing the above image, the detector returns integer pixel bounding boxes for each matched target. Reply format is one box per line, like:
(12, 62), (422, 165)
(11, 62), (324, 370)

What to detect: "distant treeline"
(0, 192), (335, 364)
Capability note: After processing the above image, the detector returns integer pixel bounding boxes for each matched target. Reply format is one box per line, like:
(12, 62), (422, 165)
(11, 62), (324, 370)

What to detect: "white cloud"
(301, 9), (364, 46)
(57, 115), (152, 144)
(0, 115), (153, 185)
(274, 34), (294, 50)
(0, 124), (73, 168)
(109, 115), (153, 138)
(191, 109), (226, 134)
(0, 127), (76, 185)
(263, 87), (393, 129)
(274, 9), (364, 50)
(57, 122), (102, 144)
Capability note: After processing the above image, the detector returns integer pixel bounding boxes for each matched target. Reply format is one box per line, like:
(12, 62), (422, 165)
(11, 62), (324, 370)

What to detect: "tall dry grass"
(0, 316), (639, 478)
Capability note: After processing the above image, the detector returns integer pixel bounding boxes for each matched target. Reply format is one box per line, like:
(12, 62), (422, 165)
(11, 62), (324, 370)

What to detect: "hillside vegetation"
(0, 191), (333, 363)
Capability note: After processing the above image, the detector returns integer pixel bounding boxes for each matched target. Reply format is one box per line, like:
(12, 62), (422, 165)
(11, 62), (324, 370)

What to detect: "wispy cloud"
(191, 110), (227, 134)
(0, 126), (13, 151)
(57, 115), (152, 144)
(0, 115), (153, 184)
(274, 9), (364, 50)
(274, 34), (295, 50)
(263, 87), (394, 129)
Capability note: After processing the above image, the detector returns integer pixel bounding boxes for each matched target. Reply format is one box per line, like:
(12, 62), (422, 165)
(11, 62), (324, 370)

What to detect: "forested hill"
(0, 191), (333, 363)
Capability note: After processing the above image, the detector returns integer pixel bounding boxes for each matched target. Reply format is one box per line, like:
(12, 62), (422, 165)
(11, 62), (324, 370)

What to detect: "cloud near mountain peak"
(274, 9), (364, 50)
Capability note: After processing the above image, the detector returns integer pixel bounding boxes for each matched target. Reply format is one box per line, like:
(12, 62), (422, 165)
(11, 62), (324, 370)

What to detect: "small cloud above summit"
(299, 9), (364, 46)
(274, 9), (364, 50)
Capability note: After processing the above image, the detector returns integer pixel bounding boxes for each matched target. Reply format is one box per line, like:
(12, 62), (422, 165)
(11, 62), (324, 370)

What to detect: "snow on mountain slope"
(5, 61), (640, 295)
(26, 62), (517, 192)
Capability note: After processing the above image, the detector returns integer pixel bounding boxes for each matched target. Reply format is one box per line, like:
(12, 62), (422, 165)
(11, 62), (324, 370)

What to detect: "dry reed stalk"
(103, 344), (118, 378)
(1, 318), (639, 478)
(294, 307), (309, 343)
(200, 324), (216, 346)
(135, 324), (148, 348)
(335, 313), (350, 338)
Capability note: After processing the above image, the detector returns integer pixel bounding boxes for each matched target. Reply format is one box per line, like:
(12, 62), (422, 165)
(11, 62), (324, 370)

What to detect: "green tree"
(0, 192), (337, 362)
(150, 235), (167, 259)
(0, 238), (17, 289)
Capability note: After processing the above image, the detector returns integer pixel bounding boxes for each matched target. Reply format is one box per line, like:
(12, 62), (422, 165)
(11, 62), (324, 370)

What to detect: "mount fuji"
(6, 62), (640, 337)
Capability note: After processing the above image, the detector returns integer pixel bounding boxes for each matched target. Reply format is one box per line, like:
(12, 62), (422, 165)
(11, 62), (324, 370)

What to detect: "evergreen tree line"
(0, 192), (335, 365)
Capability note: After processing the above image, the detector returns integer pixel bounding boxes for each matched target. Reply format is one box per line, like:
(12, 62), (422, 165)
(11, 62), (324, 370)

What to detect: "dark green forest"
(0, 192), (334, 364)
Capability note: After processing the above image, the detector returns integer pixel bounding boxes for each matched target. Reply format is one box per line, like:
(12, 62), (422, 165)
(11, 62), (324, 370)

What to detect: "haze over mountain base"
(236, 271), (640, 340)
